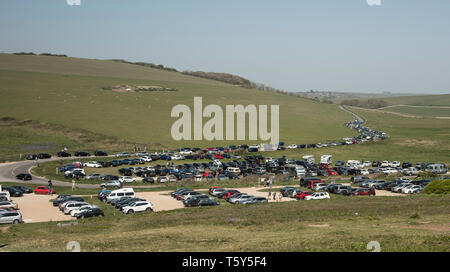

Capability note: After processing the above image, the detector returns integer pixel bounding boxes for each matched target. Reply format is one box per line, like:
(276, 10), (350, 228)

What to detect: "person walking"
(72, 179), (76, 191)
(268, 191), (271, 199)
(273, 192), (276, 201)
(278, 192), (282, 202)
(269, 179), (273, 189)
(48, 180), (53, 192)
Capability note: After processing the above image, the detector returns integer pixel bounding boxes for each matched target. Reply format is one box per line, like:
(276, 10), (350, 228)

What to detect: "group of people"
(267, 190), (283, 202)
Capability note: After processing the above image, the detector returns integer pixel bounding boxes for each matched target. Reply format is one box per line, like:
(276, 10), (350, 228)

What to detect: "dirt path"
(12, 194), (74, 223)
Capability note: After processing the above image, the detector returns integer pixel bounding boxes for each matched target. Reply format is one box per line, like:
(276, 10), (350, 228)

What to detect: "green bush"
(422, 179), (450, 194)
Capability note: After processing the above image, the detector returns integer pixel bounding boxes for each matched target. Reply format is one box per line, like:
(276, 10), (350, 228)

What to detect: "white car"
(381, 161), (390, 167)
(70, 205), (97, 217)
(390, 161), (401, 168)
(402, 185), (423, 194)
(304, 192), (330, 200)
(179, 150), (193, 155)
(63, 202), (91, 215)
(141, 156), (153, 162)
(402, 167), (420, 176)
(119, 176), (136, 183)
(115, 152), (130, 157)
(122, 201), (153, 214)
(363, 161), (372, 167)
(170, 154), (184, 160)
(382, 168), (398, 174)
(64, 168), (85, 176)
(360, 169), (370, 175)
(392, 184), (410, 193)
(287, 144), (297, 149)
(83, 161), (102, 168)
(312, 183), (328, 191)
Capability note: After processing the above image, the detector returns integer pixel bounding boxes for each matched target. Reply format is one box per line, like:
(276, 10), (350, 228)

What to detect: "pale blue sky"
(1, 0), (449, 94)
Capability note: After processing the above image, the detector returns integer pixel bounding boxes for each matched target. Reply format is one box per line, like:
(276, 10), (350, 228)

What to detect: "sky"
(0, 0), (449, 94)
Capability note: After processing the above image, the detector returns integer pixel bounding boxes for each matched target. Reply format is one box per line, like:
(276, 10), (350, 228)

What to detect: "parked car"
(100, 180), (122, 189)
(241, 196), (268, 204)
(34, 186), (55, 195)
(0, 201), (19, 210)
(11, 186), (32, 194)
(295, 191), (313, 200)
(94, 150), (108, 156)
(122, 201), (153, 214)
(76, 207), (104, 219)
(304, 192), (330, 200)
(0, 210), (23, 224)
(74, 151), (91, 157)
(2, 187), (23, 197)
(63, 202), (91, 215)
(37, 153), (52, 159)
(352, 188), (375, 196)
(57, 151), (71, 157)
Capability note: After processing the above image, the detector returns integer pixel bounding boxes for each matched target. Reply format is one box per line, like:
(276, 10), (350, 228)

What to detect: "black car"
(74, 151), (91, 157)
(197, 198), (219, 206)
(37, 153), (52, 159)
(11, 186), (33, 194)
(53, 196), (84, 207)
(401, 162), (412, 168)
(2, 187), (23, 197)
(57, 151), (71, 157)
(76, 208), (104, 219)
(94, 150), (108, 156)
(16, 173), (32, 181)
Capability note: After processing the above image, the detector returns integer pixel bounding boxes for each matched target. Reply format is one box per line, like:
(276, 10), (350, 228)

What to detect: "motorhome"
(427, 163), (447, 174)
(320, 155), (332, 165)
(286, 164), (306, 177)
(346, 160), (364, 169)
(302, 155), (315, 164)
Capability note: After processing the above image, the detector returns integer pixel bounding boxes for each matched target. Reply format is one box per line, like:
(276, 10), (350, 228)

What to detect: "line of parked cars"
(53, 195), (104, 219)
(101, 188), (154, 214)
(172, 188), (219, 207)
(208, 187), (268, 204)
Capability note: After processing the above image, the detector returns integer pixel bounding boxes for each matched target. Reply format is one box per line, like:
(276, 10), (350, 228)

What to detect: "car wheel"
(146, 208), (152, 212)
(127, 209), (134, 214)
(13, 220), (19, 224)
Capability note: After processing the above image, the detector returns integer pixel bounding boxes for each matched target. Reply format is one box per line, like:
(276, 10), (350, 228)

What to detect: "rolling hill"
(0, 54), (357, 160)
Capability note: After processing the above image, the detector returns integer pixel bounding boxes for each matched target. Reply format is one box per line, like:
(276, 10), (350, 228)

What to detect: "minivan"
(106, 188), (135, 203)
(0, 210), (23, 224)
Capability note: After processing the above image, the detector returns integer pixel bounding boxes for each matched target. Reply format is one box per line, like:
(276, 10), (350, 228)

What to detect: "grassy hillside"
(2, 194), (449, 251)
(0, 54), (356, 160)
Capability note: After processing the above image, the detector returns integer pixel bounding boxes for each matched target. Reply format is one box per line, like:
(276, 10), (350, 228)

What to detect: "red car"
(214, 154), (224, 159)
(34, 186), (55, 195)
(295, 191), (313, 200)
(205, 147), (215, 152)
(352, 188), (375, 196)
(326, 168), (338, 176)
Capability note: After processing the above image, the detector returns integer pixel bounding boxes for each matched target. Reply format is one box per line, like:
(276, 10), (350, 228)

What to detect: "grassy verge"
(1, 194), (449, 251)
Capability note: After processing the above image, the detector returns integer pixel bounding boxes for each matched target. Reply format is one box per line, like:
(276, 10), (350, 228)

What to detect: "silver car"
(0, 210), (23, 224)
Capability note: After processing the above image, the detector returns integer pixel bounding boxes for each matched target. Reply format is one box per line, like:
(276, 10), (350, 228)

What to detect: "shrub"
(422, 179), (450, 194)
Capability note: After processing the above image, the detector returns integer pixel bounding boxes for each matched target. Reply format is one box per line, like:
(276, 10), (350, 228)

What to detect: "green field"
(0, 54), (356, 161)
(1, 194), (448, 251)
(380, 105), (450, 118)
(383, 94), (450, 107)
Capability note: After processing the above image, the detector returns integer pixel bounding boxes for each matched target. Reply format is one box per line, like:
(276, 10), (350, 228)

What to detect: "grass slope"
(383, 94), (450, 107)
(0, 54), (355, 155)
(1, 194), (449, 251)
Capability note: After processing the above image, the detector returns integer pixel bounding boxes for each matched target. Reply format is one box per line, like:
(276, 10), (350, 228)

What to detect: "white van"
(320, 155), (332, 165)
(346, 160), (363, 169)
(302, 155), (315, 164)
(106, 188), (135, 203)
(227, 167), (241, 174)
(427, 164), (448, 174)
